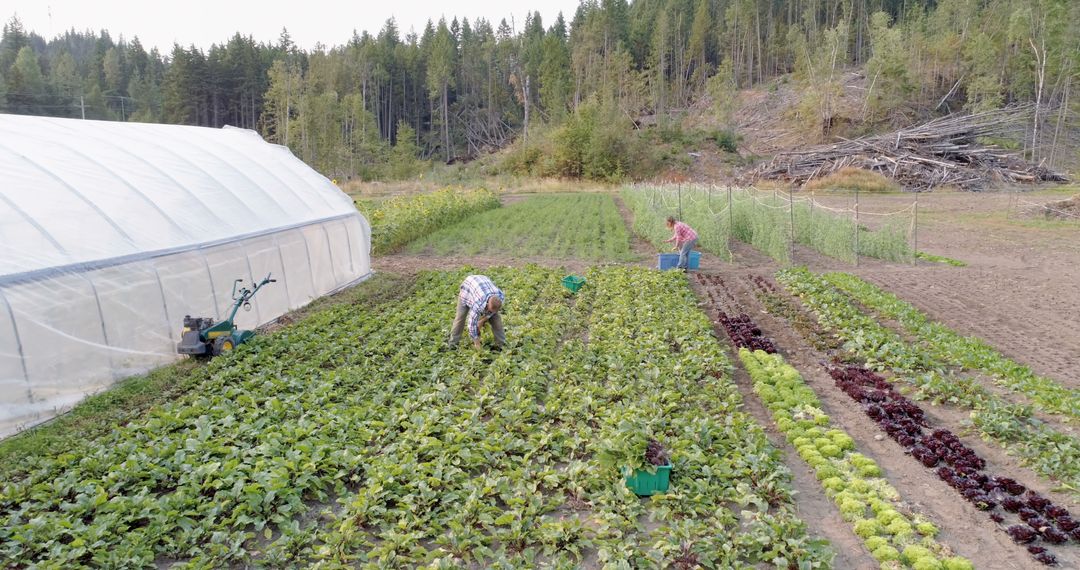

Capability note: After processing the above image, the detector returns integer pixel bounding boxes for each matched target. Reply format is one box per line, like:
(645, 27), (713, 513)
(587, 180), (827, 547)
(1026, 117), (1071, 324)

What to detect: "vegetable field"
(406, 194), (635, 261)
(1, 267), (829, 568)
(7, 184), (1079, 569)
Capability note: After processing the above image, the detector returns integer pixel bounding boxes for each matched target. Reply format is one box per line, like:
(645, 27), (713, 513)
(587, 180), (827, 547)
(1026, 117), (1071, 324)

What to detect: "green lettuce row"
(821, 272), (1079, 421)
(776, 268), (1080, 495)
(739, 348), (972, 570)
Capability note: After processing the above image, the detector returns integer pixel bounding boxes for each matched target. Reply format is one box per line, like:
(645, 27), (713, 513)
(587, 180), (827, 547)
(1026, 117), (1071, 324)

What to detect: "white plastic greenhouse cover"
(0, 114), (371, 438)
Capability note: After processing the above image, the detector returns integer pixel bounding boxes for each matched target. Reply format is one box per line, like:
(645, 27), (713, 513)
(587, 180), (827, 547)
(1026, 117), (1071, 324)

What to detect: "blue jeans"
(677, 238), (697, 270)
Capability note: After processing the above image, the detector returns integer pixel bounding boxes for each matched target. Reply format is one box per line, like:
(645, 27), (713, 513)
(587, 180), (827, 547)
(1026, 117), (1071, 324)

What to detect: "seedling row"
(695, 275), (975, 569)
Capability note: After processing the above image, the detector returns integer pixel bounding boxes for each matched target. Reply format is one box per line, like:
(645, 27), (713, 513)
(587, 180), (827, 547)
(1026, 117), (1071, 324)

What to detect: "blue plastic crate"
(657, 251), (700, 270)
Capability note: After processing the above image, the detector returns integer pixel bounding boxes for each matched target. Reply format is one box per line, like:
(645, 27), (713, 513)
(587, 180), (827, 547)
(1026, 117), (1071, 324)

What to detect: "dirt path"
(610, 194), (660, 262)
(691, 271), (1077, 569)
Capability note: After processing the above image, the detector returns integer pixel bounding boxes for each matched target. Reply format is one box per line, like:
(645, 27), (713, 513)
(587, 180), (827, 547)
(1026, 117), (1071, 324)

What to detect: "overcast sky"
(6, 0), (583, 52)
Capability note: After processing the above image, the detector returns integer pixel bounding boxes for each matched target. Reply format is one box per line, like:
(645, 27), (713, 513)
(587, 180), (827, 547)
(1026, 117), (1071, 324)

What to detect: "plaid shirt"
(459, 275), (504, 340)
(664, 221), (698, 246)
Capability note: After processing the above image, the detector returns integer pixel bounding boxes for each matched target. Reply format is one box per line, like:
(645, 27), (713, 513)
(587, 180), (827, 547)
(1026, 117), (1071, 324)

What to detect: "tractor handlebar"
(231, 273), (276, 302)
(224, 273), (277, 322)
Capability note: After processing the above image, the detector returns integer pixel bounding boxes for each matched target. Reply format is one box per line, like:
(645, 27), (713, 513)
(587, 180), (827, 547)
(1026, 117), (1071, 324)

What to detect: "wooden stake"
(788, 187), (795, 265)
(913, 192), (919, 266)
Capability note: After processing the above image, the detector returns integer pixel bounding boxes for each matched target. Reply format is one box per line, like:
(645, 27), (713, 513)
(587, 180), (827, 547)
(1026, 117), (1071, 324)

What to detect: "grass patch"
(406, 194), (636, 261)
(804, 167), (901, 194)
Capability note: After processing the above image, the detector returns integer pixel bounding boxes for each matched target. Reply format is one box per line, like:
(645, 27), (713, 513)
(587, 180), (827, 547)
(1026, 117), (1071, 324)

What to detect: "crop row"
(775, 268), (1080, 495)
(357, 187), (500, 255)
(405, 194), (635, 261)
(820, 272), (1079, 421)
(622, 185), (911, 264)
(697, 275), (779, 354)
(827, 364), (1076, 565)
(1, 267), (830, 568)
(693, 278), (970, 568)
(746, 273), (1079, 565)
(739, 349), (972, 570)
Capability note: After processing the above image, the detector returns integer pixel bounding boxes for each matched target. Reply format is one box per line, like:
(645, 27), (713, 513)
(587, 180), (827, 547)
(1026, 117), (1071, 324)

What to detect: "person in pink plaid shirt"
(664, 216), (698, 271)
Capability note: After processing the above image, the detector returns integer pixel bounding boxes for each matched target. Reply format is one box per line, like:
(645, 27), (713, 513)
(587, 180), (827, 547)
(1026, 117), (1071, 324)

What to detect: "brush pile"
(1022, 194), (1080, 220)
(753, 105), (1068, 190)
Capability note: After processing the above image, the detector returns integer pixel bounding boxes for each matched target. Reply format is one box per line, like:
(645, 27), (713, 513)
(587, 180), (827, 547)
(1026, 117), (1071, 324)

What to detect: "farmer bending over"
(450, 274), (506, 349)
(664, 216), (699, 271)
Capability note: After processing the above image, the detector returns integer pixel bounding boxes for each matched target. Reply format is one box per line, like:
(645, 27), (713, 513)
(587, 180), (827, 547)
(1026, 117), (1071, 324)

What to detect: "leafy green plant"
(406, 194), (635, 261)
(1, 267), (831, 568)
(822, 272), (1078, 420)
(914, 251), (966, 266)
(357, 187), (500, 255)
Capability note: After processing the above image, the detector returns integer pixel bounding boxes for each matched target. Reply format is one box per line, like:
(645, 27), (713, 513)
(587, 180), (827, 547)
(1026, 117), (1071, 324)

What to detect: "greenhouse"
(0, 114), (371, 438)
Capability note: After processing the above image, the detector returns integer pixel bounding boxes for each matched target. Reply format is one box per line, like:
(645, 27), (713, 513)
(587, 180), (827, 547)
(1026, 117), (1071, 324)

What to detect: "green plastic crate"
(625, 464), (672, 496)
(561, 275), (586, 293)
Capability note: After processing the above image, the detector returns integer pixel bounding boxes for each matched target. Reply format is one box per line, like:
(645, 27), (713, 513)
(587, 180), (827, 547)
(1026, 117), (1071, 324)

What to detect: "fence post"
(678, 185), (683, 220)
(912, 192), (919, 265)
(854, 186), (861, 267)
(789, 187), (796, 265)
(727, 186), (734, 254)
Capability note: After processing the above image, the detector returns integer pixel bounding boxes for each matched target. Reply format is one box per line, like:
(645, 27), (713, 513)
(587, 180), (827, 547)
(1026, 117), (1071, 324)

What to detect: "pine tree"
(427, 19), (455, 162)
(865, 12), (913, 122)
(8, 46), (46, 114)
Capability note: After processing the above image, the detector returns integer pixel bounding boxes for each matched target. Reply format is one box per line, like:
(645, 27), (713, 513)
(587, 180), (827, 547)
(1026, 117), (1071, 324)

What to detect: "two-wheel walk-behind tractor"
(177, 274), (276, 357)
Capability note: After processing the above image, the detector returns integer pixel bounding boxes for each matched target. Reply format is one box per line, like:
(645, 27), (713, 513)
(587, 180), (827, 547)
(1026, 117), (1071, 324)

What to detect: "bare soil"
(811, 189), (1080, 389)
(610, 194), (658, 260)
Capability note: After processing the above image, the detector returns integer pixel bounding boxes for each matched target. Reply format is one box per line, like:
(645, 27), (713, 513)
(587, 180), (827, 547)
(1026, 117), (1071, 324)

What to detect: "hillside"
(2, 0), (1078, 187)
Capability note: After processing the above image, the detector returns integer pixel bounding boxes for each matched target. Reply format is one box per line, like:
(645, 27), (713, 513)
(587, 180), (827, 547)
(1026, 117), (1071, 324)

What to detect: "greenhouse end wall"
(0, 213), (370, 438)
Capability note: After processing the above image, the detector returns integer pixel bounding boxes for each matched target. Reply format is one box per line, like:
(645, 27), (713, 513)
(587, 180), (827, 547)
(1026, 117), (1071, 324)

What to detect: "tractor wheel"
(212, 336), (235, 356)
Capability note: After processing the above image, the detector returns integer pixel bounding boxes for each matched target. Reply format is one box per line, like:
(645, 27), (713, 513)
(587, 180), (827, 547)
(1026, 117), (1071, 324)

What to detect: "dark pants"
(678, 238), (698, 270)
(449, 300), (505, 346)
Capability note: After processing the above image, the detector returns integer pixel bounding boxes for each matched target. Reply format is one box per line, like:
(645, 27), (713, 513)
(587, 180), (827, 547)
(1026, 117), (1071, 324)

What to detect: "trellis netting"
(0, 114), (372, 438)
